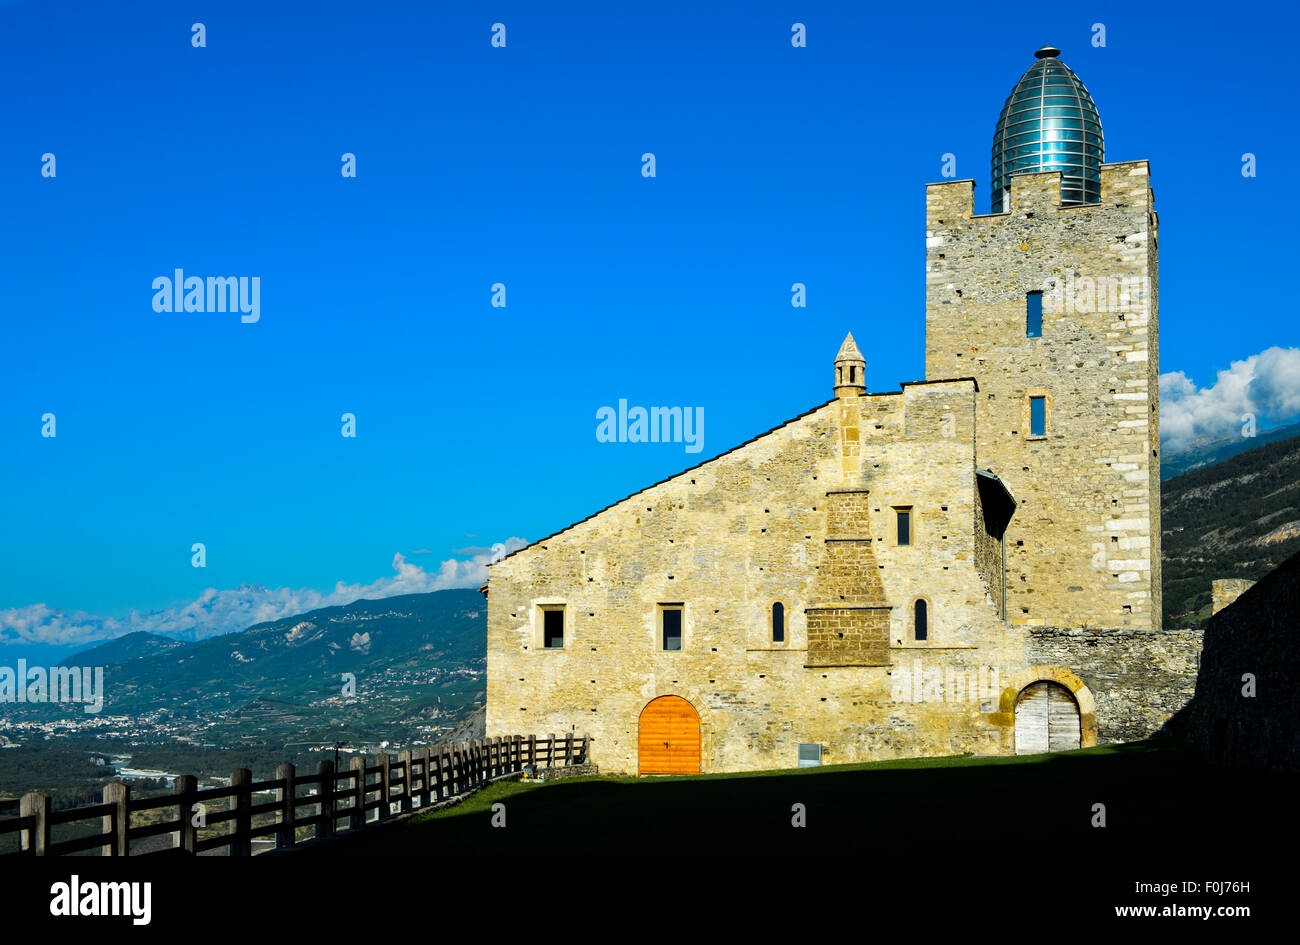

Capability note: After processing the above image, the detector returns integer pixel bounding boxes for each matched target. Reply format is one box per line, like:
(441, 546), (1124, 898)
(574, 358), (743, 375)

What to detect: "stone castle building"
(484, 46), (1202, 774)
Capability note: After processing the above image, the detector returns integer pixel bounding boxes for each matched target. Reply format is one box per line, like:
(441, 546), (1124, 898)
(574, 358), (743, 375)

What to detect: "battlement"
(926, 161), (1153, 225)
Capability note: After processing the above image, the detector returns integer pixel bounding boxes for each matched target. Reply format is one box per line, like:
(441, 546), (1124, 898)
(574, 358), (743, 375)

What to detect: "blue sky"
(2, 1), (1297, 650)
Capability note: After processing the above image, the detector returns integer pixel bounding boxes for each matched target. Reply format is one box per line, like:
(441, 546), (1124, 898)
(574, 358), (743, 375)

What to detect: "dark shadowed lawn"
(297, 740), (1297, 859)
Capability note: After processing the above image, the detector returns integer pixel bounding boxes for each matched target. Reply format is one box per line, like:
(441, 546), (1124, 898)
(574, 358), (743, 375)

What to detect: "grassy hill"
(1161, 433), (1300, 627)
(58, 630), (183, 666)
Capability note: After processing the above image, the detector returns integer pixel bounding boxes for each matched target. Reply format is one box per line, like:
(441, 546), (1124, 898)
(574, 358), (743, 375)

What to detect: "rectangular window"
(798, 743), (822, 767)
(542, 607), (564, 648)
(896, 508), (912, 546)
(661, 605), (683, 651)
(1026, 291), (1042, 337)
(1030, 396), (1046, 436)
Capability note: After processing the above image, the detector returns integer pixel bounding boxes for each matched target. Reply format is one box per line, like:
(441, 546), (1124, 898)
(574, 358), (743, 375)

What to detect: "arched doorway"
(1014, 681), (1081, 754)
(638, 695), (701, 775)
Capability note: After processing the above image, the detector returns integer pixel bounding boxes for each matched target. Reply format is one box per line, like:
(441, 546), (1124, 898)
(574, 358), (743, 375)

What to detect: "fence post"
(515, 735), (522, 772)
(102, 781), (129, 857)
(20, 792), (49, 856)
(350, 756), (366, 830)
(548, 733), (556, 768)
(276, 763), (296, 849)
(315, 760), (335, 842)
(377, 753), (391, 820)
(230, 768), (252, 856)
(418, 748), (431, 807)
(437, 748), (449, 800)
(581, 733), (590, 764)
(565, 732), (574, 766)
(398, 750), (412, 814)
(174, 775), (197, 853)
(528, 734), (536, 768)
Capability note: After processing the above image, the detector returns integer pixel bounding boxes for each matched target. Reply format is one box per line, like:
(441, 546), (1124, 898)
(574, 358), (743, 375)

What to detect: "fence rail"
(1, 733), (588, 857)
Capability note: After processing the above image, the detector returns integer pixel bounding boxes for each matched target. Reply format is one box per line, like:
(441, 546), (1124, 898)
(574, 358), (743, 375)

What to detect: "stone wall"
(1026, 626), (1202, 744)
(533, 763), (599, 782)
(1186, 552), (1300, 770)
(924, 162), (1160, 630)
(1211, 578), (1256, 615)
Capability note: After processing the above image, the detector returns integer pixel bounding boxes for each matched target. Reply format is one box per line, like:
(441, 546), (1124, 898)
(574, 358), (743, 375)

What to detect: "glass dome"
(990, 45), (1103, 213)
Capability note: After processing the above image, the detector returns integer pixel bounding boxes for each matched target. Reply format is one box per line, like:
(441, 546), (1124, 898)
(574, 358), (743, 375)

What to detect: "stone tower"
(923, 45), (1161, 630)
(834, 332), (866, 398)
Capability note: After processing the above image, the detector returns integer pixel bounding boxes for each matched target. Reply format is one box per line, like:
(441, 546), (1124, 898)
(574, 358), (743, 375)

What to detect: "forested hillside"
(1162, 435), (1300, 627)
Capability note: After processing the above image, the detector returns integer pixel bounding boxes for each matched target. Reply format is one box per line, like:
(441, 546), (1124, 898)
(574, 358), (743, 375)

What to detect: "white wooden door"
(1047, 685), (1081, 751)
(1015, 682), (1080, 754)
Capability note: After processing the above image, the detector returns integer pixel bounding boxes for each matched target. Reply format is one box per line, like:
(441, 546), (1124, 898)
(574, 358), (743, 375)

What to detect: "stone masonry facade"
(925, 162), (1162, 631)
(483, 164), (1201, 775)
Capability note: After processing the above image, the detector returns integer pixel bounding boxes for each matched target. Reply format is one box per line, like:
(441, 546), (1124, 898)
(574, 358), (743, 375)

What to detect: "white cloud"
(0, 537), (529, 650)
(1160, 346), (1300, 454)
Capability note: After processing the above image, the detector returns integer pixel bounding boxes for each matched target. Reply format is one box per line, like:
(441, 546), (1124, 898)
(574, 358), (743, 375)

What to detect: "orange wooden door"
(638, 696), (701, 775)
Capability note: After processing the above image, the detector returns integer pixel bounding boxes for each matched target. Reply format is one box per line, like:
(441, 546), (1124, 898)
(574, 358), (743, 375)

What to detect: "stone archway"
(989, 666), (1098, 752)
(1014, 681), (1080, 753)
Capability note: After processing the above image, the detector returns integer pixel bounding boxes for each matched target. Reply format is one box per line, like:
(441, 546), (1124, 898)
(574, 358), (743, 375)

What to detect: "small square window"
(661, 605), (683, 651)
(1030, 396), (1046, 436)
(542, 607), (564, 648)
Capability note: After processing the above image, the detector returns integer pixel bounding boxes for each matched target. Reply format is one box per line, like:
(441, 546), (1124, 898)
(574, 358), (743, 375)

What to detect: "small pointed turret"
(833, 332), (866, 398)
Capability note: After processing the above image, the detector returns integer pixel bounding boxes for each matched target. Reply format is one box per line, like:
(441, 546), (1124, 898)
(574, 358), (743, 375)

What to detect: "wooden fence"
(0, 733), (588, 857)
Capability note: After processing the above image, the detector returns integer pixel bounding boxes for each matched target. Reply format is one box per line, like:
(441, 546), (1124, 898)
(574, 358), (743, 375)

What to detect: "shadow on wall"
(1171, 549), (1300, 770)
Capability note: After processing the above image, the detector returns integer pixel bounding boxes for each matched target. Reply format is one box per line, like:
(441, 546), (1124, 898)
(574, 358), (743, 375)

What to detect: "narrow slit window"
(772, 602), (785, 643)
(896, 508), (912, 546)
(1030, 396), (1046, 436)
(662, 606), (683, 651)
(1027, 292), (1043, 337)
(543, 607), (564, 648)
(914, 599), (928, 641)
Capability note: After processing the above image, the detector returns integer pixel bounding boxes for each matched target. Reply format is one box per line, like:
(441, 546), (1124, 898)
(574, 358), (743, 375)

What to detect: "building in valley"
(484, 45), (1202, 774)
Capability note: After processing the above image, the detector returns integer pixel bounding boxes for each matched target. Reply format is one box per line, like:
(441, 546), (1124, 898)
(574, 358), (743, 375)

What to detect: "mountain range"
(5, 590), (488, 747)
(1160, 421), (1300, 480)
